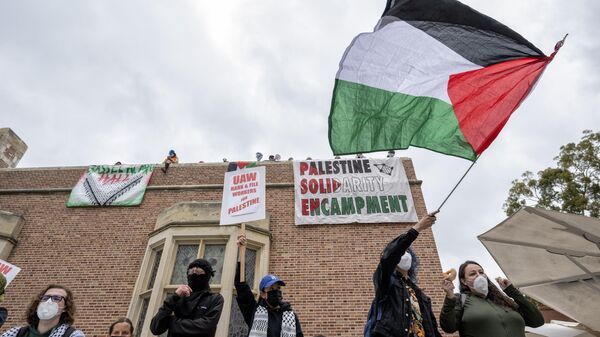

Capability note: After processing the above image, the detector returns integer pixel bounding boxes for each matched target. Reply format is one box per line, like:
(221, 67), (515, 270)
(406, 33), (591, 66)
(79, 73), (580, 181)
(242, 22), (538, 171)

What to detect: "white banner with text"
(293, 158), (417, 225)
(220, 166), (266, 225)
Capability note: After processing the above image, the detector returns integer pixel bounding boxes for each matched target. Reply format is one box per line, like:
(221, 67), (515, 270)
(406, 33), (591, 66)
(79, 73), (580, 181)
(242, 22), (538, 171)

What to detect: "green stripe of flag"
(328, 79), (476, 160)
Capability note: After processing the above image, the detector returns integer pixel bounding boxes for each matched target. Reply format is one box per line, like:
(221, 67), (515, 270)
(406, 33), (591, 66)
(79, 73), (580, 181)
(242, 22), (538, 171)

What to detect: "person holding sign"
(364, 213), (443, 337)
(1, 284), (84, 337)
(235, 234), (304, 337)
(150, 259), (224, 337)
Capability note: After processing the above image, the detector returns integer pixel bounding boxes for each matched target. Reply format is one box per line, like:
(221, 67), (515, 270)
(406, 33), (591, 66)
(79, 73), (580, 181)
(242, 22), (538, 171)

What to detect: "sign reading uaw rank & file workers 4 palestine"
(220, 166), (266, 225)
(293, 158), (417, 225)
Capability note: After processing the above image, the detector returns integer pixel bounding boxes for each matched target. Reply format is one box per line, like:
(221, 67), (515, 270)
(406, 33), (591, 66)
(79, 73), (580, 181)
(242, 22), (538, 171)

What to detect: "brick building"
(0, 160), (445, 337)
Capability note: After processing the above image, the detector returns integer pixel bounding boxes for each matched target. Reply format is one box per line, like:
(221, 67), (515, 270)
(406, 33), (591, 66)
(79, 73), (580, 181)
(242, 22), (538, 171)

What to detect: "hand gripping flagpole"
(239, 223), (246, 283)
(435, 157), (478, 212)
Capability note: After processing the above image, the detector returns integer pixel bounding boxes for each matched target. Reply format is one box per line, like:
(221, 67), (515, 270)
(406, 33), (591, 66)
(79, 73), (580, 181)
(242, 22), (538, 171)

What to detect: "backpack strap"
(460, 293), (467, 307)
(16, 327), (28, 337)
(63, 326), (76, 337)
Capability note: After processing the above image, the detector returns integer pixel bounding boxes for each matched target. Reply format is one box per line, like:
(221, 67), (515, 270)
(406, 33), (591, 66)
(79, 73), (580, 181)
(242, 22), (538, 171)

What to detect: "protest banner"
(0, 259), (21, 285)
(67, 164), (154, 207)
(293, 157), (417, 224)
(220, 166), (266, 225)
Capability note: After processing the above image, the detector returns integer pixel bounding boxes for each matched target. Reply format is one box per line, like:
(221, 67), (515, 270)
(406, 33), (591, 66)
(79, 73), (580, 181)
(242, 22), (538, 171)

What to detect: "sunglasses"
(40, 295), (65, 302)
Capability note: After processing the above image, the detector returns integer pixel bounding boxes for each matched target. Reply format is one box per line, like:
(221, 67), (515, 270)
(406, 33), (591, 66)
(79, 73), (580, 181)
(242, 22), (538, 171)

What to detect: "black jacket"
(150, 289), (224, 337)
(234, 264), (304, 337)
(371, 228), (442, 337)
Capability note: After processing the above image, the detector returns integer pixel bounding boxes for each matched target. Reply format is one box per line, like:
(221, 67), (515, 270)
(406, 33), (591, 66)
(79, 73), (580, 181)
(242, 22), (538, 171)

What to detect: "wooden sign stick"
(239, 223), (246, 283)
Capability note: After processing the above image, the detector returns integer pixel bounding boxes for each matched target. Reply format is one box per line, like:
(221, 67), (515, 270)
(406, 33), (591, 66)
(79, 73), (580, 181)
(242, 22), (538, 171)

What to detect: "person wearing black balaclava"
(235, 234), (304, 337)
(150, 259), (224, 337)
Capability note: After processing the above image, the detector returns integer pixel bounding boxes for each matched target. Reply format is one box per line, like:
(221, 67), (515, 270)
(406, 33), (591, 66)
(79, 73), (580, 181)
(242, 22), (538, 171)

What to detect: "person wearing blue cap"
(161, 149), (179, 173)
(235, 234), (304, 337)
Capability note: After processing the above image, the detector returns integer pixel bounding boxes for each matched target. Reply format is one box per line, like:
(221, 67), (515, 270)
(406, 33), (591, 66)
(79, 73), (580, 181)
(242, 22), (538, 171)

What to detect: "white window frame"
(128, 223), (271, 337)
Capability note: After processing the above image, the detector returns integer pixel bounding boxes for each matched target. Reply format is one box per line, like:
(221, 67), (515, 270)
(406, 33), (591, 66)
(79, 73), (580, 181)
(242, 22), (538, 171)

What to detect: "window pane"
(228, 294), (249, 337)
(203, 244), (226, 284)
(147, 249), (163, 290)
(135, 297), (150, 337)
(244, 248), (257, 286)
(170, 244), (199, 285)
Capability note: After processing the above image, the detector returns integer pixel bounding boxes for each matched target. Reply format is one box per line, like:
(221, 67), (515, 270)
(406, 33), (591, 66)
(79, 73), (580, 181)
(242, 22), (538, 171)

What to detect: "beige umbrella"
(478, 207), (600, 332)
(525, 321), (599, 337)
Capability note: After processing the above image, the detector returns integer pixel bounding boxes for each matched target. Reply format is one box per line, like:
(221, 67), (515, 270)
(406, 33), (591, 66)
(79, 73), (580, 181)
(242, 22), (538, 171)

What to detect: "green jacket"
(439, 285), (544, 337)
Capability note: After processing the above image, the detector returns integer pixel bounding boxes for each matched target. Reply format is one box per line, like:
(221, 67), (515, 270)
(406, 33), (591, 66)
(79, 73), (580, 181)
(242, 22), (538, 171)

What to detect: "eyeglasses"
(40, 295), (65, 302)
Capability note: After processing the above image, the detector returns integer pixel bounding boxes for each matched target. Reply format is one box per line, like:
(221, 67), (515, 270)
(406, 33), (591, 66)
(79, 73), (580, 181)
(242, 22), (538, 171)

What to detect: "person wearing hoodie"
(235, 234), (304, 337)
(150, 259), (224, 337)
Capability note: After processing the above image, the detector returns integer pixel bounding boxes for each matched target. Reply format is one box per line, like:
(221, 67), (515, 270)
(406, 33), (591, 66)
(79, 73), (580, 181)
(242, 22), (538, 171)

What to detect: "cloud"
(1, 0), (598, 288)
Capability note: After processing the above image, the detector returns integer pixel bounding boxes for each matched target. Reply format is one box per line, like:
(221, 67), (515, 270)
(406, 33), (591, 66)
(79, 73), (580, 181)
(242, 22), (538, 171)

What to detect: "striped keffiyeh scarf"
(248, 305), (296, 337)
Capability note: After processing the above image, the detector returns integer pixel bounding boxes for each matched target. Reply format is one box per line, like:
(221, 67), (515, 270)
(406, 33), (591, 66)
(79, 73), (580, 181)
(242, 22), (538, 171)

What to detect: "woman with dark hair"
(0, 284), (84, 337)
(108, 317), (133, 337)
(439, 260), (544, 337)
(364, 212), (442, 337)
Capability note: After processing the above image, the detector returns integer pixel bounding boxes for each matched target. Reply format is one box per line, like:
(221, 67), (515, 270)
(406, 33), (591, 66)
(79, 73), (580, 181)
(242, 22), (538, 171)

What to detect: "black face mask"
(187, 274), (210, 292)
(266, 289), (282, 307)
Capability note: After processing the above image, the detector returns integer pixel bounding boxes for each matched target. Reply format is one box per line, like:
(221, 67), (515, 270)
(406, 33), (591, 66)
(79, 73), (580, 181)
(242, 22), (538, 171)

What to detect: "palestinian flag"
(227, 161), (258, 172)
(329, 0), (563, 161)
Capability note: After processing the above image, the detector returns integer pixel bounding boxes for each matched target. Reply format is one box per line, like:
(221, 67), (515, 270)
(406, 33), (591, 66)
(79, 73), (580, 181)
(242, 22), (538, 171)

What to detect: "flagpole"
(435, 157), (478, 212)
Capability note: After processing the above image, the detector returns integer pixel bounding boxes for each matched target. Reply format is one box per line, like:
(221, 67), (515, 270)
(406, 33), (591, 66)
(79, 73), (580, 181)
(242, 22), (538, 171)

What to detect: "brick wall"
(0, 160), (446, 337)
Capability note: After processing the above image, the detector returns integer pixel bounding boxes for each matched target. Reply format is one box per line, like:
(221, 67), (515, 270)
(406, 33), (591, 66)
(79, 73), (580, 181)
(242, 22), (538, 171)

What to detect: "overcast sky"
(2, 0), (599, 288)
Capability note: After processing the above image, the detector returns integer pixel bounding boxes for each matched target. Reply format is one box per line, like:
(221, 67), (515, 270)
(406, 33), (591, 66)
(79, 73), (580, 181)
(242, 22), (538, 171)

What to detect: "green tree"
(504, 130), (600, 217)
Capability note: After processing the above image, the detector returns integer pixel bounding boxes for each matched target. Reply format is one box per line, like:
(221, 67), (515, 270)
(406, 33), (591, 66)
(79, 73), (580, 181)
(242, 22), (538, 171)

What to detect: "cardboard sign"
(220, 166), (266, 225)
(0, 259), (21, 285)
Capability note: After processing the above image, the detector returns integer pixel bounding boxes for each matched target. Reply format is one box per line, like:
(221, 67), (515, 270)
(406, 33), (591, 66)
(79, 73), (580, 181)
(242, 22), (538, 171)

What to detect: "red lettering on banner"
(228, 197), (260, 214)
(300, 179), (307, 194)
(232, 188), (257, 197)
(299, 162), (309, 175)
(301, 199), (309, 215)
(302, 178), (341, 194)
(0, 264), (12, 275)
(233, 172), (257, 184)
(99, 174), (130, 184)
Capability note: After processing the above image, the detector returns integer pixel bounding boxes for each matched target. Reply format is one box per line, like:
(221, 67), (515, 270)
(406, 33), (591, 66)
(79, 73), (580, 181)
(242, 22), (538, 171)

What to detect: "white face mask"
(397, 252), (412, 271)
(37, 299), (59, 320)
(472, 275), (489, 297)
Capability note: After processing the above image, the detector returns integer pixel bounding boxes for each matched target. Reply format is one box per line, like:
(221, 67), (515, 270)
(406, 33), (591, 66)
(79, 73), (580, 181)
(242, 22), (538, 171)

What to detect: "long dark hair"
(405, 247), (419, 284)
(458, 261), (518, 310)
(26, 284), (76, 326)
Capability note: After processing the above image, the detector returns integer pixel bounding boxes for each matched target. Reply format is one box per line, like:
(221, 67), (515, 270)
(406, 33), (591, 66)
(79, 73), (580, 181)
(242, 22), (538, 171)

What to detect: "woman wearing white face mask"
(0, 284), (84, 337)
(364, 212), (443, 337)
(439, 261), (544, 337)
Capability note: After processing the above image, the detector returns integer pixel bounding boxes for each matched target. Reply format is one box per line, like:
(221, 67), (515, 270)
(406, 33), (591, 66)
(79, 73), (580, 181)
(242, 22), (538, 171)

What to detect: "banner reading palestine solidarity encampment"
(293, 158), (417, 225)
(329, 0), (562, 160)
(67, 164), (154, 207)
